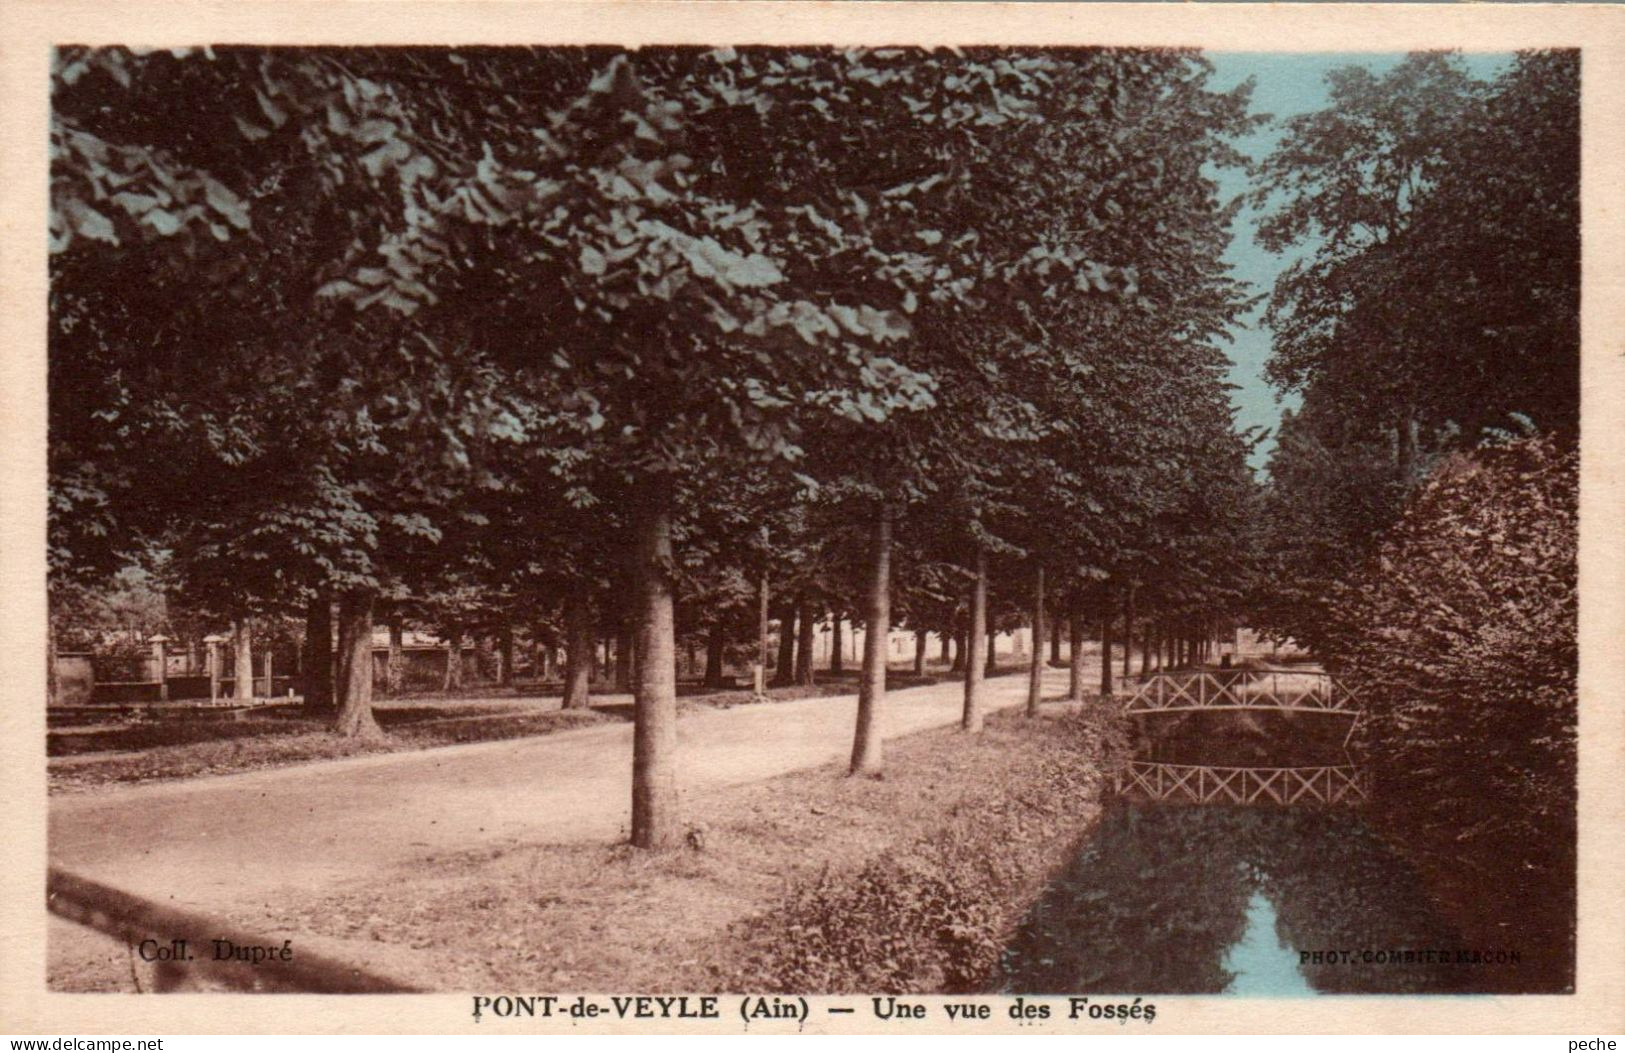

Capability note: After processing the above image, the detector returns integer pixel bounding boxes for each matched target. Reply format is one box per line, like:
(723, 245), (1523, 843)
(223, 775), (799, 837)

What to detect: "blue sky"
(1202, 51), (1511, 470)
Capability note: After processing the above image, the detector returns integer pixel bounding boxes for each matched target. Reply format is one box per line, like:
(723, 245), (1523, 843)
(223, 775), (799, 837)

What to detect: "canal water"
(994, 802), (1469, 995)
(992, 689), (1567, 996)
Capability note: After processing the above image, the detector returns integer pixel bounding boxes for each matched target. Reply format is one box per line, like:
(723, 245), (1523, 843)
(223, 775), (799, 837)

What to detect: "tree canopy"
(52, 44), (1267, 846)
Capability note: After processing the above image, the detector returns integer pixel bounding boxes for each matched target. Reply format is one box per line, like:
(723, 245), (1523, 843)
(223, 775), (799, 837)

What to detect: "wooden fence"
(1121, 670), (1360, 717)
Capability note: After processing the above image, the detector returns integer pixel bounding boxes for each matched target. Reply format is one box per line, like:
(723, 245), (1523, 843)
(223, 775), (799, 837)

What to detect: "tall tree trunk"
(233, 618), (254, 701)
(985, 624), (997, 677)
(303, 596), (333, 711)
(795, 592), (816, 686)
(1122, 583), (1136, 680)
(498, 622), (515, 687)
(334, 588), (380, 737)
(1049, 614), (1061, 665)
(1099, 582), (1115, 697)
(1068, 604), (1086, 703)
(829, 614), (844, 674)
(962, 546), (988, 733)
(1139, 614), (1152, 677)
(1027, 566), (1045, 717)
(563, 593), (593, 710)
(442, 628), (463, 692)
(703, 625), (726, 688)
(913, 629), (927, 676)
(950, 628), (966, 673)
(630, 485), (680, 849)
(849, 504), (892, 776)
(773, 601), (796, 686)
(385, 612), (403, 697)
(940, 631), (951, 665)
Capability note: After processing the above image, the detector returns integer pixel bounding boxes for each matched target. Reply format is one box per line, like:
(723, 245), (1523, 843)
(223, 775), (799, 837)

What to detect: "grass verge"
(47, 707), (616, 793)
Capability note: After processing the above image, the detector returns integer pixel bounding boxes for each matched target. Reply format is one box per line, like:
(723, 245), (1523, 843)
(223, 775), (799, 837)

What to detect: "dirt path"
(49, 667), (1076, 915)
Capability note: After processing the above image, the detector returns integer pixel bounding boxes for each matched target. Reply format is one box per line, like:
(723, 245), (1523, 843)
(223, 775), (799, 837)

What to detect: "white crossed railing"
(1121, 670), (1359, 717)
(1117, 760), (1369, 806)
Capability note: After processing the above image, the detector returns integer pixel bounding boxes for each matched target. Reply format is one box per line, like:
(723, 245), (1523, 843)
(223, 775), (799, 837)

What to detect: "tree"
(49, 44), (1273, 851)
(382, 48), (994, 840)
(1244, 53), (1579, 978)
(49, 47), (523, 734)
(1250, 50), (1579, 650)
(1254, 50), (1578, 455)
(1025, 565), (1045, 716)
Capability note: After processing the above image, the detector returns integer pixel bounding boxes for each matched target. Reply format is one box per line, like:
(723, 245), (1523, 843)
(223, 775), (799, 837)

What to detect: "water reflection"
(996, 803), (1466, 995)
(1223, 891), (1312, 996)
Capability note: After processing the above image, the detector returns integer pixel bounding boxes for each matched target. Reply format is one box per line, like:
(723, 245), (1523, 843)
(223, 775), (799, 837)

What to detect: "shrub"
(1320, 434), (1576, 983)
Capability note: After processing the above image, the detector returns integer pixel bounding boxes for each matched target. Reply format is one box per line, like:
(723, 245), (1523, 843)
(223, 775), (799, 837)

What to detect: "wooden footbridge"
(1120, 669), (1358, 717)
(1115, 670), (1368, 807)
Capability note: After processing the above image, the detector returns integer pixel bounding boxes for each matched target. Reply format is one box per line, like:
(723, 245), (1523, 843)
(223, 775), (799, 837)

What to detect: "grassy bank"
(48, 706), (620, 793)
(52, 703), (1121, 993)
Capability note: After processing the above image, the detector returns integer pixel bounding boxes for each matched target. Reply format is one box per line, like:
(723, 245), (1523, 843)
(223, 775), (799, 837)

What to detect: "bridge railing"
(1117, 760), (1369, 806)
(1121, 670), (1359, 716)
(47, 868), (417, 993)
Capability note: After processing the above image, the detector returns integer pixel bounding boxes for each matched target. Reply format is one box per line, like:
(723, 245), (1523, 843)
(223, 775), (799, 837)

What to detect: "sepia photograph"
(5, 0), (1624, 1038)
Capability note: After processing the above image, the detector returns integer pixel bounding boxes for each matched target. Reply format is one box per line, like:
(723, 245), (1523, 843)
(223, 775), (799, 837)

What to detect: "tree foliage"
(1320, 435), (1576, 974)
(1250, 50), (1580, 650)
(50, 44), (1268, 842)
(1254, 51), (1578, 445)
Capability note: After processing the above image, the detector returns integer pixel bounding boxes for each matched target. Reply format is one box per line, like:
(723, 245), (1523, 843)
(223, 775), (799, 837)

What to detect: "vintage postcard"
(2, 0), (1622, 1037)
